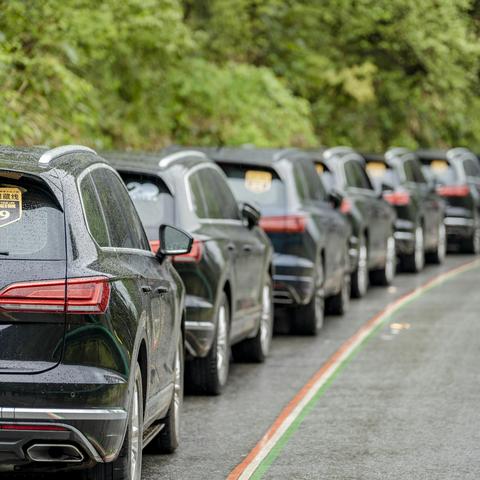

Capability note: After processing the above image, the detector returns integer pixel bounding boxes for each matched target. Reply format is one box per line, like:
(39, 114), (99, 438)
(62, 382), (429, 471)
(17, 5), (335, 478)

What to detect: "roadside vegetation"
(1, 0), (480, 150)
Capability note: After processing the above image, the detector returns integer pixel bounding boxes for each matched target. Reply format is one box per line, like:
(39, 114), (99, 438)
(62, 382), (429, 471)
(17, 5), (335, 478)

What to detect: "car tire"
(351, 234), (368, 298)
(426, 222), (446, 264)
(187, 293), (230, 395)
(461, 226), (480, 254)
(232, 276), (273, 363)
(291, 261), (325, 336)
(148, 333), (184, 454)
(82, 362), (143, 480)
(370, 234), (396, 286)
(403, 225), (425, 273)
(326, 270), (350, 316)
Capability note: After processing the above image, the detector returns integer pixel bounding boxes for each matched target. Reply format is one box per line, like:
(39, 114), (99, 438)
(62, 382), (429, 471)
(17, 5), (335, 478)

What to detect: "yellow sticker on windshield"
(0, 187), (22, 228)
(430, 160), (449, 172)
(315, 164), (324, 174)
(245, 170), (272, 193)
(366, 161), (387, 177)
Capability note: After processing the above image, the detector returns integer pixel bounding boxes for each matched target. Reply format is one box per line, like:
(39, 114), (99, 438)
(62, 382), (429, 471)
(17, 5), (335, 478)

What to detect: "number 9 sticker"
(0, 187), (22, 228)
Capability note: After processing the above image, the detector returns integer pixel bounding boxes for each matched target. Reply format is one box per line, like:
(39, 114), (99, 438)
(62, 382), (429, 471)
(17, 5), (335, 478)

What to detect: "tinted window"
(344, 161), (372, 189)
(302, 160), (327, 201)
(0, 175), (65, 260)
(192, 168), (240, 220)
(403, 160), (416, 183)
(463, 159), (480, 178)
(421, 159), (458, 184)
(293, 162), (309, 201)
(91, 168), (149, 250)
(219, 163), (286, 213)
(121, 173), (174, 241)
(81, 173), (110, 247)
(365, 161), (401, 189)
(188, 172), (208, 218)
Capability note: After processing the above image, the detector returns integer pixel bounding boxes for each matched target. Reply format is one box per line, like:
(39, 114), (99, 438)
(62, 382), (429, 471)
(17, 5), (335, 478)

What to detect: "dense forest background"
(1, 0), (480, 151)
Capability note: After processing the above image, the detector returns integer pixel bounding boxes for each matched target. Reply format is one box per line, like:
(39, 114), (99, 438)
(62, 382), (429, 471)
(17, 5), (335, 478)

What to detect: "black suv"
(205, 147), (351, 336)
(417, 148), (480, 253)
(312, 147), (397, 297)
(104, 149), (274, 395)
(363, 148), (446, 272)
(0, 145), (191, 480)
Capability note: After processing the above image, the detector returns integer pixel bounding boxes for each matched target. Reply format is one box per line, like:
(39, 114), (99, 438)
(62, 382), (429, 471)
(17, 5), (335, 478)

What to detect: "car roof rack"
(39, 145), (97, 165)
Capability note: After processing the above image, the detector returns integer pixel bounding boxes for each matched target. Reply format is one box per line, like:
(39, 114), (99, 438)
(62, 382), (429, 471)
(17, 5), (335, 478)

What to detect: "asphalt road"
(142, 254), (480, 479)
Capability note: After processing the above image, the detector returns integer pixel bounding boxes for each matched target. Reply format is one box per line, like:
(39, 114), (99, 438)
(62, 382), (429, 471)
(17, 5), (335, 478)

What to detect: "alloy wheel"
(414, 226), (425, 271)
(216, 305), (229, 387)
(260, 283), (273, 357)
(385, 235), (396, 283)
(130, 375), (141, 480)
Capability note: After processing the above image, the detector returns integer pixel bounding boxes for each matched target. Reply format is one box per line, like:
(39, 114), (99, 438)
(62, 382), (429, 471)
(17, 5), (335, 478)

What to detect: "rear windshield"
(120, 173), (174, 240)
(365, 161), (401, 189)
(420, 159), (458, 184)
(0, 173), (65, 260)
(218, 163), (286, 212)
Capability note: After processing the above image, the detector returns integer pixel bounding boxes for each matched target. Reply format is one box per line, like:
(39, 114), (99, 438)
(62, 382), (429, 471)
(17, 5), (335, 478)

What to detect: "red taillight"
(0, 424), (67, 431)
(259, 215), (307, 233)
(173, 239), (203, 263)
(383, 191), (410, 206)
(149, 240), (160, 254)
(436, 184), (470, 197)
(340, 198), (352, 214)
(0, 277), (110, 314)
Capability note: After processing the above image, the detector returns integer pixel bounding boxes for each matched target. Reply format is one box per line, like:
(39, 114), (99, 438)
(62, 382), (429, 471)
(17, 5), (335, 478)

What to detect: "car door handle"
(227, 243), (236, 252)
(243, 245), (253, 253)
(154, 286), (169, 295)
(141, 285), (152, 294)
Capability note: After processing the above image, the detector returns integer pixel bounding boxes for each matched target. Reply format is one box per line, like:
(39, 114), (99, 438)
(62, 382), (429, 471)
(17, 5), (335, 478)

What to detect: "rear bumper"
(444, 216), (475, 239)
(272, 254), (315, 306)
(394, 219), (415, 255)
(184, 295), (215, 358)
(0, 363), (129, 470)
(0, 408), (127, 471)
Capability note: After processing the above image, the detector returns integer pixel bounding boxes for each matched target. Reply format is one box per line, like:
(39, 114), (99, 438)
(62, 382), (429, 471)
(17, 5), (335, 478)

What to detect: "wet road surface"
(143, 255), (480, 479)
(2, 255), (478, 479)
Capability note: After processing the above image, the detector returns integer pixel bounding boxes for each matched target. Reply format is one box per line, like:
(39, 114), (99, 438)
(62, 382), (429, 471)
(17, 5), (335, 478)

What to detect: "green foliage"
(1, 0), (480, 150)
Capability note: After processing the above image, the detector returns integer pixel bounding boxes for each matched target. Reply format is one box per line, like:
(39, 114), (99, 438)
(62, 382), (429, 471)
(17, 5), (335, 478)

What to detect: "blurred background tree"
(1, 0), (479, 151)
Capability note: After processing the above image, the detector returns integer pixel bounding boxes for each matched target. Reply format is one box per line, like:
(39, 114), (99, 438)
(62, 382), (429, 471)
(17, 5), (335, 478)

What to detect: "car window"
(188, 172), (208, 218)
(218, 163), (287, 213)
(420, 159), (458, 184)
(302, 160), (327, 201)
(365, 161), (401, 189)
(91, 168), (150, 250)
(403, 160), (416, 183)
(315, 162), (337, 192)
(120, 172), (174, 241)
(463, 159), (480, 179)
(293, 162), (309, 201)
(411, 160), (427, 184)
(80, 173), (110, 247)
(195, 168), (240, 220)
(0, 175), (65, 260)
(344, 160), (372, 189)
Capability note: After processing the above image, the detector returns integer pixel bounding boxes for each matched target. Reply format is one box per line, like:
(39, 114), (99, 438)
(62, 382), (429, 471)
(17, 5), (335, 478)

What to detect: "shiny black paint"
(417, 148), (480, 245)
(202, 148), (351, 309)
(312, 148), (396, 272)
(363, 149), (445, 257)
(104, 150), (273, 360)
(0, 147), (185, 471)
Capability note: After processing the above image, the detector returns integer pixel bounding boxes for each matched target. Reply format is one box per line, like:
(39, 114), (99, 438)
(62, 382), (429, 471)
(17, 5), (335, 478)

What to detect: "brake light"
(340, 198), (352, 214)
(0, 277), (110, 314)
(259, 215), (307, 233)
(436, 185), (470, 197)
(149, 240), (160, 253)
(173, 239), (203, 263)
(0, 424), (67, 432)
(383, 191), (410, 206)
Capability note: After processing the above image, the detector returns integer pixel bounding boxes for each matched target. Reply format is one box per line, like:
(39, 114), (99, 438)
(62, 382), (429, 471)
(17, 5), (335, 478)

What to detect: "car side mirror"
(157, 225), (193, 261)
(328, 190), (343, 209)
(241, 202), (261, 229)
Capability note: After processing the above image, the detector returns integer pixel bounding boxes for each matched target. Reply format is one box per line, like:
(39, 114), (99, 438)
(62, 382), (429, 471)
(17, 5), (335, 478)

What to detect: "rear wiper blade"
(0, 251), (10, 256)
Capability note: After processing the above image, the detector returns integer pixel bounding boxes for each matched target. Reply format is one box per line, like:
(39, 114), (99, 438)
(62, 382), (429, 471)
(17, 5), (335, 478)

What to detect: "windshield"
(218, 163), (286, 213)
(0, 174), (65, 260)
(120, 173), (174, 240)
